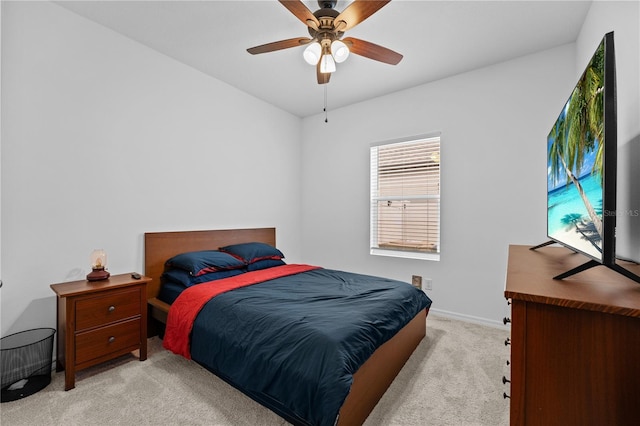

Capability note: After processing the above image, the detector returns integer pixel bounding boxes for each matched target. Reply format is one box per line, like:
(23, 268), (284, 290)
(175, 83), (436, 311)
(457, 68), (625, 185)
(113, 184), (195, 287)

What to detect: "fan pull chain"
(324, 82), (328, 123)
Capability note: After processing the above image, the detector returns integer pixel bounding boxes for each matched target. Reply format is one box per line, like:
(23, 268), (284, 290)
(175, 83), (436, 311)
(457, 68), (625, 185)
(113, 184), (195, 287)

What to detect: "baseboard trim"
(428, 308), (508, 330)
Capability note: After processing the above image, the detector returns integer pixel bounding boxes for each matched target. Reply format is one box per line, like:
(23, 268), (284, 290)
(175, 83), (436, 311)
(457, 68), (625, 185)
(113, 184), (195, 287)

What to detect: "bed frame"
(144, 227), (428, 425)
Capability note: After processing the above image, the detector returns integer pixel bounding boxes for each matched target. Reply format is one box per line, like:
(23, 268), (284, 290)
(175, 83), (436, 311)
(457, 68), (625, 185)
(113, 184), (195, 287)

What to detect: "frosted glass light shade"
(331, 40), (350, 63)
(320, 53), (336, 73)
(87, 249), (110, 281)
(303, 42), (322, 65)
(90, 249), (107, 269)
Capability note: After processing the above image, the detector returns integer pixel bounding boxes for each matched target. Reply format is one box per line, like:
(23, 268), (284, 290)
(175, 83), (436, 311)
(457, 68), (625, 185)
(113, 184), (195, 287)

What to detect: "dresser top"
(505, 245), (640, 317)
(50, 273), (151, 298)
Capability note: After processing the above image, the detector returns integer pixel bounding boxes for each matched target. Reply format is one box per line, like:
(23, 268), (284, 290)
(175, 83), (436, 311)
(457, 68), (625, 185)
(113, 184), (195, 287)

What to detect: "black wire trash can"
(1, 328), (56, 402)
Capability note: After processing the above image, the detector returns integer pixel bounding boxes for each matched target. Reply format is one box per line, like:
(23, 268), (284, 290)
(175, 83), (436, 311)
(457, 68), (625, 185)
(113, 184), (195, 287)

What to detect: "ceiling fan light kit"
(303, 39), (347, 71)
(247, 0), (402, 84)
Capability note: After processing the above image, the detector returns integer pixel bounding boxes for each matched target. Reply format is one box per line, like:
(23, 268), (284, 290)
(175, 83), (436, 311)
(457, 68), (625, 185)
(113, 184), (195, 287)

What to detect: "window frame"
(370, 133), (441, 261)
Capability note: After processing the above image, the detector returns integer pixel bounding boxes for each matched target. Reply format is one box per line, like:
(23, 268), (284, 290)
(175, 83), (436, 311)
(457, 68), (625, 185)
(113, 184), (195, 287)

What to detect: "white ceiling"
(55, 0), (592, 118)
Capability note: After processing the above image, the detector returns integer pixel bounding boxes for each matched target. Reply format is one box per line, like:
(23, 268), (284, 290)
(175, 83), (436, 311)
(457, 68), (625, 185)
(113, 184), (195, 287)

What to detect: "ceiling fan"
(247, 0), (403, 84)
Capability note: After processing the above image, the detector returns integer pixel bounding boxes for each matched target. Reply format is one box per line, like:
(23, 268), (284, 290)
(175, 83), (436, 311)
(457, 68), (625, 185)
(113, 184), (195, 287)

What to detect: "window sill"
(370, 248), (440, 261)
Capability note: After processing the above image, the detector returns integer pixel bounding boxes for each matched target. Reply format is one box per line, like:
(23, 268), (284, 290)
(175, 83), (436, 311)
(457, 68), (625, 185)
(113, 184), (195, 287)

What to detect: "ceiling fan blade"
(247, 37), (312, 55)
(317, 62), (331, 85)
(342, 37), (403, 65)
(279, 0), (320, 29)
(334, 0), (390, 32)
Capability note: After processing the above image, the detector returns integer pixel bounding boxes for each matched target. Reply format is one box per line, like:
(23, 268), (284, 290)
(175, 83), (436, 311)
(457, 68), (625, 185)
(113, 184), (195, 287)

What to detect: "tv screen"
(546, 32), (616, 266)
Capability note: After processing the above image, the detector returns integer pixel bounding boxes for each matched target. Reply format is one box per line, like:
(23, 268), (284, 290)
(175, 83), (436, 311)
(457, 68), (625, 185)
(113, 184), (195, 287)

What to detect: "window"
(370, 135), (440, 260)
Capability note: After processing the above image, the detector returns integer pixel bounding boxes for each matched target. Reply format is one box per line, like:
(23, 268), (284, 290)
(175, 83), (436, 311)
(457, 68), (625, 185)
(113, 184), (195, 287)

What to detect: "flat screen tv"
(532, 31), (640, 284)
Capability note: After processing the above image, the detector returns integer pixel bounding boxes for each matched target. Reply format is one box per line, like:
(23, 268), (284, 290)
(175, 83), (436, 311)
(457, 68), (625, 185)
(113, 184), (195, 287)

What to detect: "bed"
(145, 228), (431, 426)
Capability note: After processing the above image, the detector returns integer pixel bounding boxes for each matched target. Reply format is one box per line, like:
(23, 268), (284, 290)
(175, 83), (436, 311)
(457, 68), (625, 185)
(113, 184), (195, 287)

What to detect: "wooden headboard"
(144, 227), (276, 300)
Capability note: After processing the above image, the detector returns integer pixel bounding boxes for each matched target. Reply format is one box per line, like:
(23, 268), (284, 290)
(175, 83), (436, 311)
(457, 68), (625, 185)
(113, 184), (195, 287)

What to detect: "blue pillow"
(165, 250), (245, 276)
(246, 258), (286, 272)
(219, 242), (285, 264)
(162, 268), (245, 287)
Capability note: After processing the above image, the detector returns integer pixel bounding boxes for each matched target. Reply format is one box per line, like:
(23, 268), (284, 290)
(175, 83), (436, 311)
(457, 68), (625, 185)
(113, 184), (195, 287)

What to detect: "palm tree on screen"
(548, 42), (605, 239)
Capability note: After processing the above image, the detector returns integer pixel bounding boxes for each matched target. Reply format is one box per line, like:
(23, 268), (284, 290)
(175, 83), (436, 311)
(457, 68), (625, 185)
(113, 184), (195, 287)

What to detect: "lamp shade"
(303, 42), (322, 65)
(90, 249), (107, 269)
(320, 53), (336, 73)
(331, 40), (350, 63)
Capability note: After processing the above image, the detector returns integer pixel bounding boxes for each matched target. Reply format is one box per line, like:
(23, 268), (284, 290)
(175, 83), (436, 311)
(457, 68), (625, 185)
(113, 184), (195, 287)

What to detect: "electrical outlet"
(425, 279), (433, 291)
(411, 275), (422, 289)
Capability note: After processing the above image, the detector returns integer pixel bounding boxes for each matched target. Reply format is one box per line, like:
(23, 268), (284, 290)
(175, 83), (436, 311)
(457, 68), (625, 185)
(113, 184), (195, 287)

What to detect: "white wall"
(576, 0), (640, 261)
(300, 1), (640, 326)
(0, 2), (303, 335)
(300, 44), (576, 326)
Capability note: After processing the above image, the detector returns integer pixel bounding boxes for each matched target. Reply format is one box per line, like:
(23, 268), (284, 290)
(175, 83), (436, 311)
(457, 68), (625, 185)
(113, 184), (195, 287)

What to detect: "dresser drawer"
(76, 288), (141, 330)
(75, 318), (141, 365)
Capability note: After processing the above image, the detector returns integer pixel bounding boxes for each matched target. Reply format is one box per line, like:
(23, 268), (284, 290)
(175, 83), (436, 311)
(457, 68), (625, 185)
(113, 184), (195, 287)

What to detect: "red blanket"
(162, 264), (320, 359)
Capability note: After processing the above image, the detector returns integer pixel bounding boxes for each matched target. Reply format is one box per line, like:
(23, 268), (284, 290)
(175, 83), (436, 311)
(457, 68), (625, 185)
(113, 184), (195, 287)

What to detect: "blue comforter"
(190, 268), (432, 426)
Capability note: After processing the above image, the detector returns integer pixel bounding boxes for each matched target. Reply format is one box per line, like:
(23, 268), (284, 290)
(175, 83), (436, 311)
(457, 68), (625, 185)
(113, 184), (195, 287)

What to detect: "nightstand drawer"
(75, 318), (141, 365)
(76, 288), (141, 331)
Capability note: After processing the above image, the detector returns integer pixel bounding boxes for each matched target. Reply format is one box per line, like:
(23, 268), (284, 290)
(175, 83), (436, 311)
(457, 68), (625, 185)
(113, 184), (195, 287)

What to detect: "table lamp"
(86, 249), (110, 281)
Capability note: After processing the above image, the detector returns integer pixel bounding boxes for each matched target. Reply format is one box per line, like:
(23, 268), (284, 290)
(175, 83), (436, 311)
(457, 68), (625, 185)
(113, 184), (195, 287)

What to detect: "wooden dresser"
(51, 273), (151, 390)
(504, 245), (640, 425)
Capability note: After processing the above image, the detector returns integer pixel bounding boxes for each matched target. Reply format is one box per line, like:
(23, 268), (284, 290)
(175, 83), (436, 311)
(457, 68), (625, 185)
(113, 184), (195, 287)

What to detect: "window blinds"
(370, 136), (440, 259)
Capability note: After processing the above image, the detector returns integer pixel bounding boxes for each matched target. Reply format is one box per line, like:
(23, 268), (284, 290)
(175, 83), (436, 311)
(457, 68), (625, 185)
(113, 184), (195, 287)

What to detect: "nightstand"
(50, 273), (151, 390)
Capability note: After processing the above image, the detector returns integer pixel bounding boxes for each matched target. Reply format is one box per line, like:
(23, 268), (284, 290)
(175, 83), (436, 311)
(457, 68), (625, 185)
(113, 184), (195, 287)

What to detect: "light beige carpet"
(0, 314), (510, 425)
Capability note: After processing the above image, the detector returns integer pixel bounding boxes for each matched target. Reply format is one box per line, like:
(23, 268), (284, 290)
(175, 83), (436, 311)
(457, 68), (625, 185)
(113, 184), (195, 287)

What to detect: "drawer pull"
(503, 392), (510, 399)
(108, 305), (116, 313)
(108, 336), (116, 343)
(506, 360), (510, 366)
(504, 338), (511, 346)
(503, 317), (511, 325)
(502, 375), (510, 384)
